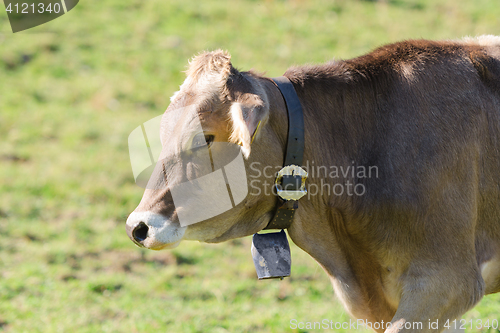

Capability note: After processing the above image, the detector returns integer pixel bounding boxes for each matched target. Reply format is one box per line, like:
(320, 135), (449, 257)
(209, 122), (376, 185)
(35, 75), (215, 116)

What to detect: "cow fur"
(127, 36), (500, 333)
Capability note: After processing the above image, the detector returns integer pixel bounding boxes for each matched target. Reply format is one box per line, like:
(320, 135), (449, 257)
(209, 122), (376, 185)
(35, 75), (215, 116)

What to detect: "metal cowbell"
(251, 230), (291, 279)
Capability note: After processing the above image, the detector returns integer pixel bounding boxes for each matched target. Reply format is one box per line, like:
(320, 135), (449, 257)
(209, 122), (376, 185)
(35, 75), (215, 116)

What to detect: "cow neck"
(263, 76), (305, 230)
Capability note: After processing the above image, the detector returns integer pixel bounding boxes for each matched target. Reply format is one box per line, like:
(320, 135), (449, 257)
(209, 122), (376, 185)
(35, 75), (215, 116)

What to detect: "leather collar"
(264, 76), (305, 230)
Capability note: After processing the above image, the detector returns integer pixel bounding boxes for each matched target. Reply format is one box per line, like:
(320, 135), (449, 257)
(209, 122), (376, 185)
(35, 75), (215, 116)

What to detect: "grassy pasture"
(1, 0), (500, 332)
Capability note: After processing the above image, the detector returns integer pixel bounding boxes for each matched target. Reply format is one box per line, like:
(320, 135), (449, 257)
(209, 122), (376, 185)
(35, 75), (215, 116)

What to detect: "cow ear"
(229, 102), (267, 158)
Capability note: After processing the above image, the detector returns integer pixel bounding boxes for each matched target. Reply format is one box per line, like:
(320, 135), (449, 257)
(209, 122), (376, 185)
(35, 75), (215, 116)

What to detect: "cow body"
(127, 36), (500, 332)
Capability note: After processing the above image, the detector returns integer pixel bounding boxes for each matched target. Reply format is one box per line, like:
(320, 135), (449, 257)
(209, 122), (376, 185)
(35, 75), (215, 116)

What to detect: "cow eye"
(191, 133), (214, 150)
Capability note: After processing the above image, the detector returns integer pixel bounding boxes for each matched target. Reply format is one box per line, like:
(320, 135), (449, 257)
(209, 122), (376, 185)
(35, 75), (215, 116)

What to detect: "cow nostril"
(132, 222), (149, 242)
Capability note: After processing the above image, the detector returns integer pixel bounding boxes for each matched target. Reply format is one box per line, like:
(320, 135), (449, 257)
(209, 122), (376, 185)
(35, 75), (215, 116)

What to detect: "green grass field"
(1, 0), (500, 332)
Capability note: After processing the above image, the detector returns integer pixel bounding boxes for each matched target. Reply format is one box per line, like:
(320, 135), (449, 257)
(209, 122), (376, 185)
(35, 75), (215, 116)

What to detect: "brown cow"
(126, 36), (500, 332)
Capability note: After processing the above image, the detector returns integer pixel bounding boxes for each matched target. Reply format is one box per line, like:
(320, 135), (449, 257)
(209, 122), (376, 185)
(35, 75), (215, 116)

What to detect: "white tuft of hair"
(229, 103), (252, 158)
(461, 35), (500, 47)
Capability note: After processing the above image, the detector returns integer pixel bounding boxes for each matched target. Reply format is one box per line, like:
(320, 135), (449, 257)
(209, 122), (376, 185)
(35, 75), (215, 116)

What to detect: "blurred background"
(1, 0), (500, 332)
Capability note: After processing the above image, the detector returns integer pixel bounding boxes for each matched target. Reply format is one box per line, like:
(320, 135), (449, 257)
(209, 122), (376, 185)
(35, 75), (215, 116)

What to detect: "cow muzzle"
(126, 211), (186, 250)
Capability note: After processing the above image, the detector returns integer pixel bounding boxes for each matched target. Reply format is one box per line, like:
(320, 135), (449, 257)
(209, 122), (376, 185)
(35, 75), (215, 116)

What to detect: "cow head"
(126, 50), (286, 250)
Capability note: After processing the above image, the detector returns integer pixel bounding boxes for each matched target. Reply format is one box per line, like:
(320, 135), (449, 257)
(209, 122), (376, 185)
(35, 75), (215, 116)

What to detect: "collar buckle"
(275, 165), (308, 201)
